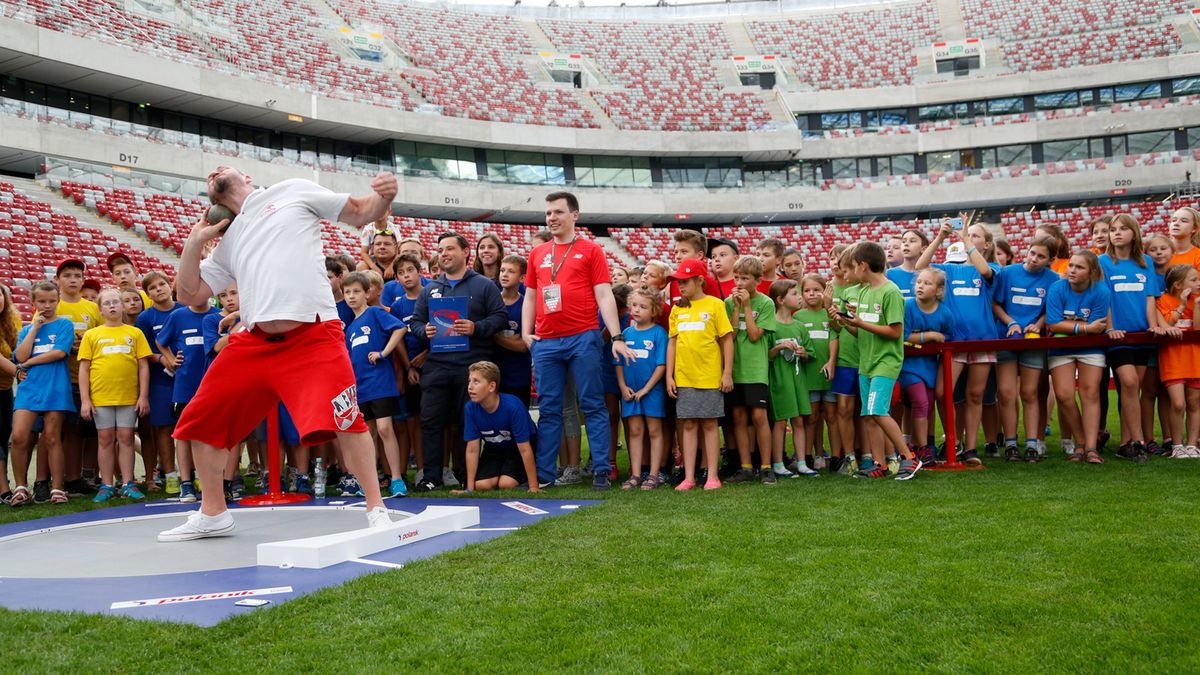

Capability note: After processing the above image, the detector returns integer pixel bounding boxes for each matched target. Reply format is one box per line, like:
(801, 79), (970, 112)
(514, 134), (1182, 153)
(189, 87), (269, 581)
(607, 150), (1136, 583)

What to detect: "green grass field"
(2, 397), (1199, 672)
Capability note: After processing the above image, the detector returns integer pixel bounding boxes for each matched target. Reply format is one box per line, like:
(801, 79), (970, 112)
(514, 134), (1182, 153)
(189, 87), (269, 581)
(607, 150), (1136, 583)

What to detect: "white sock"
(1062, 439), (1076, 453)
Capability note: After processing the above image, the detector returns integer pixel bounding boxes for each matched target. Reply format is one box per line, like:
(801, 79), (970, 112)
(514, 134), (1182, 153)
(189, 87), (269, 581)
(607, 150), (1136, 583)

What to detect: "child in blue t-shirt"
(344, 272), (407, 497)
(9, 281), (76, 506)
(202, 283), (251, 498)
(900, 269), (953, 466)
(917, 218), (1000, 465)
(457, 361), (539, 492)
(1099, 214), (1162, 460)
(1046, 251), (1112, 463)
(157, 298), (220, 502)
(992, 236), (1060, 461)
(135, 271), (182, 493)
(388, 253), (427, 482)
(494, 255), (532, 408)
(616, 288), (668, 490)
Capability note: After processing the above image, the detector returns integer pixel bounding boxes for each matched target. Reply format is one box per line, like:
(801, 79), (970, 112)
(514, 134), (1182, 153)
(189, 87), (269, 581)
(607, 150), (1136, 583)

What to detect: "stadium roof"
(396, 0), (893, 19)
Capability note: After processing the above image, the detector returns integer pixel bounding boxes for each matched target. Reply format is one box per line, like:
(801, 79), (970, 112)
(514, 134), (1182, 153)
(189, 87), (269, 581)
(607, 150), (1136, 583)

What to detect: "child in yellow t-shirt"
(79, 289), (152, 501)
(666, 259), (733, 492)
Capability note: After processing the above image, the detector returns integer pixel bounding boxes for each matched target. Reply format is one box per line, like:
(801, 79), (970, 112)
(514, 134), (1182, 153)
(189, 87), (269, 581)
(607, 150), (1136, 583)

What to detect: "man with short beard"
(157, 166), (397, 541)
(409, 232), (508, 492)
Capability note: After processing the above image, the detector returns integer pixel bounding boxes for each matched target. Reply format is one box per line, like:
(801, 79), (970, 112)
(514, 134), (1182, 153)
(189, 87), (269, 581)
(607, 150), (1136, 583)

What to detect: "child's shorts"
(726, 383), (769, 409)
(1108, 346), (1155, 369)
(477, 447), (524, 482)
(809, 389), (836, 404)
(94, 405), (137, 430)
(858, 375), (896, 417)
(676, 387), (724, 419)
(1049, 353), (1106, 370)
(997, 349), (1046, 370)
(952, 351), (997, 364)
(361, 396), (402, 422)
(147, 382), (175, 427)
(831, 366), (859, 397)
(1161, 378), (1200, 390)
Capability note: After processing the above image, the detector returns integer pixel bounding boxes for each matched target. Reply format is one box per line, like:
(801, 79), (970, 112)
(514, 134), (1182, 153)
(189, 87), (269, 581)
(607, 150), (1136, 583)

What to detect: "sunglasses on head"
(375, 228), (396, 237)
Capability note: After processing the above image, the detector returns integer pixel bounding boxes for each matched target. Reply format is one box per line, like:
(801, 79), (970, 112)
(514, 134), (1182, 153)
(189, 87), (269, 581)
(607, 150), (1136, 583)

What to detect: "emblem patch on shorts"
(331, 385), (360, 431)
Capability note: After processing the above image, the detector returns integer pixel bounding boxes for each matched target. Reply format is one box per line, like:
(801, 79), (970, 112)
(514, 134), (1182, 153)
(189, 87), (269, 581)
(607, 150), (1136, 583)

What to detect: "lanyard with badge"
(543, 237), (576, 314)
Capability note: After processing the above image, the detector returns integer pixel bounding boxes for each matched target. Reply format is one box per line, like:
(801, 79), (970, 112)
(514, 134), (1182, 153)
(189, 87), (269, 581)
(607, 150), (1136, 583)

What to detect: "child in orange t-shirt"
(1168, 207), (1200, 270)
(1157, 264), (1200, 457)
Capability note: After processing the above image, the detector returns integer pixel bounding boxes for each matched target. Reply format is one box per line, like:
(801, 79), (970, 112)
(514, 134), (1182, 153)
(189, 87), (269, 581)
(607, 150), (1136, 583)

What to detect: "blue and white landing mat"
(0, 497), (595, 625)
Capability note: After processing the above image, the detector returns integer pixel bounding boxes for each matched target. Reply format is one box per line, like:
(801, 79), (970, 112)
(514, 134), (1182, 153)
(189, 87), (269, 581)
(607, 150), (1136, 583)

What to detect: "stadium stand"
(999, 24), (1182, 72)
(747, 1), (940, 90)
(0, 181), (174, 319)
(960, 0), (1193, 41)
(536, 19), (773, 131)
(331, 0), (596, 128)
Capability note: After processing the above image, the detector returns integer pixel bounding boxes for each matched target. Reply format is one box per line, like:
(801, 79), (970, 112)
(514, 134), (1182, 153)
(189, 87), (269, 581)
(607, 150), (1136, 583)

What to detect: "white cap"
(945, 241), (968, 263)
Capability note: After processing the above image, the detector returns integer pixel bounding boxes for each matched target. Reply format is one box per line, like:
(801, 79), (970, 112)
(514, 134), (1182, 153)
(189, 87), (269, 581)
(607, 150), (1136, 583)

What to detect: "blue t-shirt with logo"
(1046, 279), (1111, 356)
(346, 306), (404, 403)
(157, 306), (220, 403)
(495, 292), (532, 391)
(336, 299), (355, 329)
(388, 292), (425, 363)
(463, 393), (536, 459)
(382, 277), (431, 309)
(900, 299), (954, 388)
(14, 318), (76, 412)
(135, 303), (182, 389)
(935, 263), (1000, 342)
(1099, 254), (1160, 336)
(994, 264), (1060, 334)
(886, 267), (918, 302)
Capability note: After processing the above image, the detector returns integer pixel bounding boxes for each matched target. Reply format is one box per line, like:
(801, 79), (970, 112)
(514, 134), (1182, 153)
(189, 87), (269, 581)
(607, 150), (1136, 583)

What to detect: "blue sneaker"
(179, 481), (197, 504)
(340, 476), (364, 497)
(93, 484), (116, 503)
(389, 477), (408, 497)
(120, 481), (145, 500)
(294, 473), (312, 495)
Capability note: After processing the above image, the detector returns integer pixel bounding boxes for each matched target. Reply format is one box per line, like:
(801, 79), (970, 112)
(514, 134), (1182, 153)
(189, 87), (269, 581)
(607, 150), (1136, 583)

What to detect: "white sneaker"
(1037, 440), (1047, 457)
(1187, 446), (1200, 458)
(157, 510), (235, 542)
(1062, 441), (1076, 456)
(442, 468), (460, 488)
(367, 506), (392, 529)
(793, 463), (819, 476)
(813, 455), (827, 471)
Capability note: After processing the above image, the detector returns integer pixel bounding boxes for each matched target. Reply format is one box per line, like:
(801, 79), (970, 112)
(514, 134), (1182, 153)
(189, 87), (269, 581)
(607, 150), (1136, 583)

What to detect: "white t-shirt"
(200, 179), (348, 328)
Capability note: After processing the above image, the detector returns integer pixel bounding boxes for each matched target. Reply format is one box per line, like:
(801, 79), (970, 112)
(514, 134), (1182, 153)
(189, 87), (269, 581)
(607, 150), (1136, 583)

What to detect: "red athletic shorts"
(174, 320), (368, 449)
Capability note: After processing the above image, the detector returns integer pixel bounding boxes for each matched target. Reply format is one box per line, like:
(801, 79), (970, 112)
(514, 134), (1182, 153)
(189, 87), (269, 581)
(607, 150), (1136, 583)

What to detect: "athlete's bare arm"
(338, 173), (398, 228)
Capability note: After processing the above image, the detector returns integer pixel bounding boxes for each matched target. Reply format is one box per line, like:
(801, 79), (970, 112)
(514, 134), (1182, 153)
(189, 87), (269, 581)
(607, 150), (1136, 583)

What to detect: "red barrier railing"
(903, 330), (1200, 470)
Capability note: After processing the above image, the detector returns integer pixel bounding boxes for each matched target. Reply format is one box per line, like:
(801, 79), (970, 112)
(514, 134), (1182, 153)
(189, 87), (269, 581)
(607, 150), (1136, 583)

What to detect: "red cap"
(106, 251), (134, 271)
(82, 279), (102, 292)
(55, 258), (85, 276)
(667, 258), (707, 282)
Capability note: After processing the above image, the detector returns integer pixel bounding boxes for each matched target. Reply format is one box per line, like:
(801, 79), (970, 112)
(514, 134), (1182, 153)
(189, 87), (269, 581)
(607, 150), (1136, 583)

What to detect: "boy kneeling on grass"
(455, 361), (540, 493)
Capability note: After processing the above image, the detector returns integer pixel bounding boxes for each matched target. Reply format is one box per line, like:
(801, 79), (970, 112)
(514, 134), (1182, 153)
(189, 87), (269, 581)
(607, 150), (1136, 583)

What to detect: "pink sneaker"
(703, 478), (722, 490)
(674, 479), (696, 491)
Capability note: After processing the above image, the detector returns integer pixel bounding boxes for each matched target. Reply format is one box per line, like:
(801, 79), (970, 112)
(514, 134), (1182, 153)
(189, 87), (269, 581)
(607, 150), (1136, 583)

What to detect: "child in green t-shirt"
(767, 279), (820, 478)
(725, 256), (778, 484)
(826, 244), (861, 474)
(839, 242), (922, 481)
(794, 273), (839, 473)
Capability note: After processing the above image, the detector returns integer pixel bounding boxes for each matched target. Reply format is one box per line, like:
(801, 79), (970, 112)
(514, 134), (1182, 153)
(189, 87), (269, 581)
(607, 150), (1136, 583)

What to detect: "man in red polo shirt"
(522, 191), (635, 490)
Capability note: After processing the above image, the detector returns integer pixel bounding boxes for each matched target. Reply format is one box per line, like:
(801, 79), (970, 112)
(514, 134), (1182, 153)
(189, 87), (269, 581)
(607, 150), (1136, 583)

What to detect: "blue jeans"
(532, 330), (609, 483)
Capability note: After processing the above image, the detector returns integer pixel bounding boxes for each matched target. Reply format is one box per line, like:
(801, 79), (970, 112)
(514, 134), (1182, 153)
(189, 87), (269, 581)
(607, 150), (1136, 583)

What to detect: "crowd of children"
(3, 205), (1200, 507)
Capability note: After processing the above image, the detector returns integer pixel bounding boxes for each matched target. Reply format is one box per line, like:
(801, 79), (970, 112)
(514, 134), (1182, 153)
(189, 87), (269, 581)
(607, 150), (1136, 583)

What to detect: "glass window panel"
(831, 158), (857, 178)
(993, 142), (1032, 165)
(880, 109), (908, 126)
(987, 97), (1023, 115)
(1126, 130), (1173, 155)
(926, 151), (959, 173)
(1043, 138), (1088, 163)
(1034, 91), (1079, 110)
(821, 112), (849, 129)
(1189, 128), (1200, 149)
(1111, 135), (1126, 157)
(1114, 82), (1161, 102)
(1174, 77), (1200, 96)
